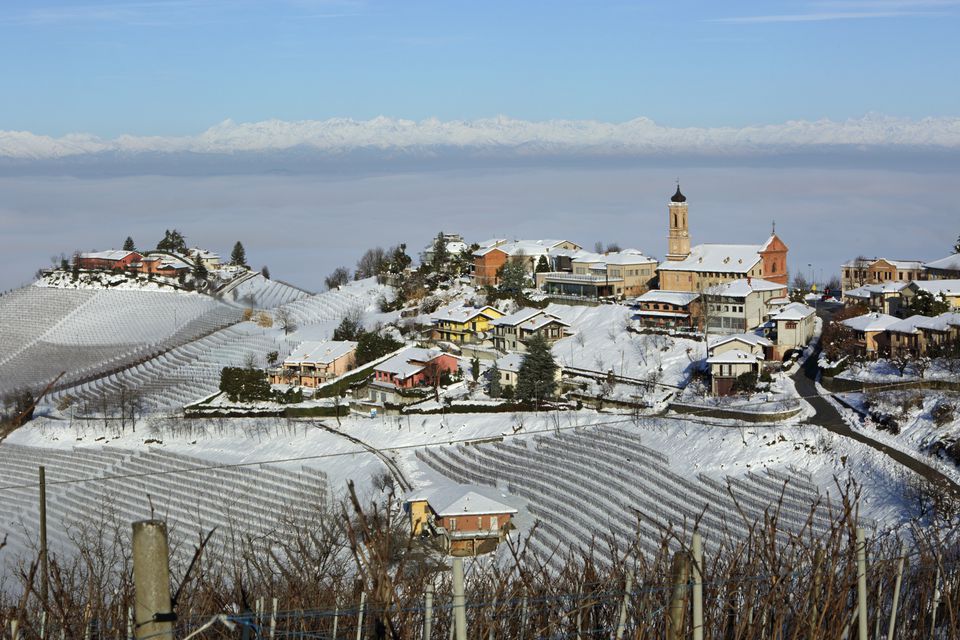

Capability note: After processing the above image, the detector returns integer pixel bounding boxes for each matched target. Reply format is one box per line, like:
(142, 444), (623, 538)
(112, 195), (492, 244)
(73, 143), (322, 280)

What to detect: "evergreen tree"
(515, 334), (558, 404)
(156, 229), (187, 253)
(193, 262), (209, 280)
(470, 356), (481, 383)
(954, 234), (960, 254)
(488, 362), (501, 398)
(333, 313), (363, 341)
(230, 241), (247, 266)
(431, 232), (449, 273)
(498, 261), (527, 295)
(261, 265), (271, 279)
(123, 236), (136, 252)
(535, 255), (551, 273)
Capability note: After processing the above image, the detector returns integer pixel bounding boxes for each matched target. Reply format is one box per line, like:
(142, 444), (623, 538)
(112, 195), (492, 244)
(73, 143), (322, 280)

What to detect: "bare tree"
(275, 308), (297, 335)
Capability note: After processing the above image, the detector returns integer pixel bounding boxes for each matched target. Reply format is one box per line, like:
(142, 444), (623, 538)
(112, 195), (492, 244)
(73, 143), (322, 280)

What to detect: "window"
(449, 518), (457, 531)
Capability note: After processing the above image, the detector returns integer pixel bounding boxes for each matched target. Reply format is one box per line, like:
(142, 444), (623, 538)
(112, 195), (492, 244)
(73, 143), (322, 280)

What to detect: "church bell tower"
(666, 184), (690, 262)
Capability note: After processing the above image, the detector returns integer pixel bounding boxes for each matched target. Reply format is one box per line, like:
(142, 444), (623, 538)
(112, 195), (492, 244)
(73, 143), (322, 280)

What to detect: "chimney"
(747, 275), (752, 285)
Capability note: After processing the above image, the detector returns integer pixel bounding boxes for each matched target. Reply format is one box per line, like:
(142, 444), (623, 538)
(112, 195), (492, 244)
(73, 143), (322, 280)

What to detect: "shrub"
(733, 371), (758, 394)
(931, 401), (955, 427)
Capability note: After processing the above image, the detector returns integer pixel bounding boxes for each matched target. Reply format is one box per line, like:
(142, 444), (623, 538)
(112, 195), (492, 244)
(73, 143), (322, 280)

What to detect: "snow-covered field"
(548, 304), (703, 386)
(832, 389), (960, 486)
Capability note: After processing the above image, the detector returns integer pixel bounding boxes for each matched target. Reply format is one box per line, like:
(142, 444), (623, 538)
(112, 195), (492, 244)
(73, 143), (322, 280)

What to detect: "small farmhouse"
(491, 309), (569, 353)
(269, 340), (357, 387)
(633, 290), (701, 330)
(76, 250), (143, 271)
(406, 485), (518, 556)
(430, 305), (504, 344)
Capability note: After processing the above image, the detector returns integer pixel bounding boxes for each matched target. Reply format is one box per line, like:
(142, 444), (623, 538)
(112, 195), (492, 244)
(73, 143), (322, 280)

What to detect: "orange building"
(657, 186), (789, 292)
(407, 485), (518, 556)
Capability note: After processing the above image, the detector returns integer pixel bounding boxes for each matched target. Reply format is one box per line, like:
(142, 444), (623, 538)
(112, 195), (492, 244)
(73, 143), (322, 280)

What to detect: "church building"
(656, 186), (789, 293)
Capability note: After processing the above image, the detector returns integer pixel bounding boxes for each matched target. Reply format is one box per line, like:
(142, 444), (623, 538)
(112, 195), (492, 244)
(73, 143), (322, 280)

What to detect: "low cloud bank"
(3, 113), (960, 161)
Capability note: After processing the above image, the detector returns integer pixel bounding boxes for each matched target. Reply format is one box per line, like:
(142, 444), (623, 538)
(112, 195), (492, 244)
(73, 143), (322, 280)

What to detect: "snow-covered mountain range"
(2, 113), (959, 160)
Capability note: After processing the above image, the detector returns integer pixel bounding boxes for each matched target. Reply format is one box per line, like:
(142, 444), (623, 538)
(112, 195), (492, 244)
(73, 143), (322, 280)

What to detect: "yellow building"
(430, 305), (504, 343)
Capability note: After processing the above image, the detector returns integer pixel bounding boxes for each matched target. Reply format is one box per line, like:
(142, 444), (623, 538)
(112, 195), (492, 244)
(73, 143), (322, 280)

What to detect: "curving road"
(793, 344), (960, 499)
(311, 421), (413, 492)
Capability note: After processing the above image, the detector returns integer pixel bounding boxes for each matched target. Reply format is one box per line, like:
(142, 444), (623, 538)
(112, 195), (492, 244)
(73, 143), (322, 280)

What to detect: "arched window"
(673, 213), (677, 228)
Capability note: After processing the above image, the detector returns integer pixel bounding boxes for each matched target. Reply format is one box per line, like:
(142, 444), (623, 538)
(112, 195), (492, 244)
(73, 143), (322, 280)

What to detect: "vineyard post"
(810, 547), (823, 640)
(575, 584), (583, 640)
(519, 595), (528, 640)
(269, 597), (277, 640)
(356, 591), (366, 640)
(855, 527), (868, 640)
(39, 610), (46, 640)
(930, 566), (941, 640)
(331, 606), (339, 640)
(692, 532), (704, 640)
(452, 556), (467, 640)
(615, 570), (633, 640)
(873, 579), (883, 640)
(666, 550), (690, 640)
(488, 596), (497, 640)
(131, 520), (174, 640)
(886, 544), (906, 640)
(424, 584), (433, 640)
(39, 466), (49, 608)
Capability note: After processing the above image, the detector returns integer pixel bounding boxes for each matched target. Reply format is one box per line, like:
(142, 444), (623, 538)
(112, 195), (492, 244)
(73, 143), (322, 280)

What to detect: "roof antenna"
(772, 220), (776, 235)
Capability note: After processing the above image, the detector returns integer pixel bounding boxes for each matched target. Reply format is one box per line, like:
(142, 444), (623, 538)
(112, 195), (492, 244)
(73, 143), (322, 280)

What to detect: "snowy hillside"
(38, 279), (388, 413)
(0, 410), (913, 573)
(221, 273), (311, 309)
(0, 286), (242, 397)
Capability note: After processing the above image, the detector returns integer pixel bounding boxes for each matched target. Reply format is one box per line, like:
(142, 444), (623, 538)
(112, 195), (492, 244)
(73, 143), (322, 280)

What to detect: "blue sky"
(1, 0), (958, 137)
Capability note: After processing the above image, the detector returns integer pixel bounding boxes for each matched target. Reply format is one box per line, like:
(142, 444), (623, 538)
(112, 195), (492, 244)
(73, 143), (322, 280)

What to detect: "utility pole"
(131, 520), (174, 640)
(39, 466), (49, 607)
(692, 532), (704, 640)
(855, 527), (868, 640)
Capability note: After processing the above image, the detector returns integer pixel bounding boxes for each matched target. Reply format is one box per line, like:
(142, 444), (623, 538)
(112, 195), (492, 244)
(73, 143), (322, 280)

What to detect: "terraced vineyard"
(417, 423), (834, 569)
(0, 287), (242, 397)
(0, 444), (328, 572)
(44, 284), (384, 413)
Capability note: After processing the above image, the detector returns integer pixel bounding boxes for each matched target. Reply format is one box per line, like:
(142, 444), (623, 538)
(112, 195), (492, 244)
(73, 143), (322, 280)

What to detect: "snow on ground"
(548, 303), (703, 386)
(831, 388), (960, 487)
(13, 408), (916, 532)
(840, 358), (960, 382)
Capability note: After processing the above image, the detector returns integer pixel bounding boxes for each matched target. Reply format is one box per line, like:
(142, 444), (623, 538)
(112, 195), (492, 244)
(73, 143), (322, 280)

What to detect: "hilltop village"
(1, 186), (959, 625)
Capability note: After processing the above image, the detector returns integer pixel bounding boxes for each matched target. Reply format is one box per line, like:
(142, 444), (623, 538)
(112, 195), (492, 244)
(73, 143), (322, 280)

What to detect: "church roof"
(671, 185), (686, 203)
(658, 244), (763, 274)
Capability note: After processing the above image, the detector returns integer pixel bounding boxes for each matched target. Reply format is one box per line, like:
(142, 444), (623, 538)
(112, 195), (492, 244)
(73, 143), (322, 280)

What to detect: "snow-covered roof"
(190, 247), (220, 259)
(406, 485), (518, 517)
(766, 296), (791, 306)
(520, 314), (569, 331)
(706, 349), (760, 365)
(284, 340), (357, 365)
(477, 238), (506, 249)
(844, 282), (910, 297)
(474, 239), (574, 258)
(79, 250), (139, 261)
(770, 302), (816, 322)
(841, 257), (924, 270)
(842, 312), (900, 333)
(635, 290), (700, 306)
(375, 347), (445, 379)
(496, 353), (524, 373)
(709, 333), (773, 350)
(887, 315), (930, 335)
(492, 308), (544, 327)
(911, 279), (960, 297)
(634, 309), (690, 318)
(582, 249), (656, 266)
(658, 244), (763, 274)
(924, 254), (960, 272)
(706, 278), (785, 298)
(916, 313), (960, 332)
(430, 305), (501, 324)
